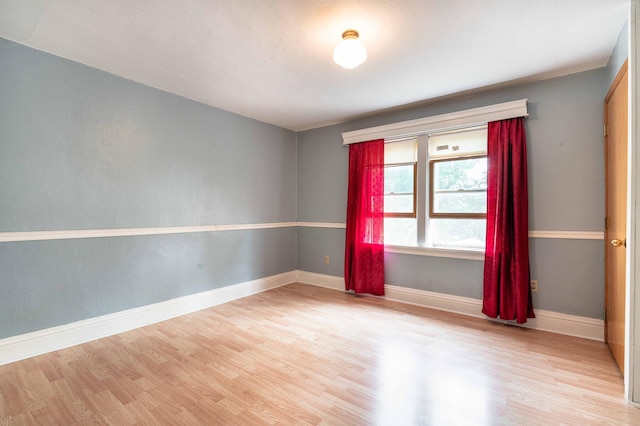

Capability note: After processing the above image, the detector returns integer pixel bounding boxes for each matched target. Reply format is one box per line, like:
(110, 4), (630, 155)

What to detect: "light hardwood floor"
(1, 283), (639, 425)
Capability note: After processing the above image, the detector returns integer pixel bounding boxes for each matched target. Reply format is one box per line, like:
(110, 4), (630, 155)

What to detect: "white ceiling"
(0, 0), (630, 131)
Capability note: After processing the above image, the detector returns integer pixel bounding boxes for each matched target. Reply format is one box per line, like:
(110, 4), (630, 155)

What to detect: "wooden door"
(604, 60), (628, 374)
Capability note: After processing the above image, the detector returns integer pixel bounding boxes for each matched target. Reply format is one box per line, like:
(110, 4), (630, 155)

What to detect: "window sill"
(384, 244), (484, 261)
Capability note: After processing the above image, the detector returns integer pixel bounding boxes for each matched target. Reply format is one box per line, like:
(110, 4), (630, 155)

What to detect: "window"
(343, 99), (528, 255)
(384, 139), (417, 217)
(384, 139), (418, 246)
(384, 126), (488, 250)
(427, 127), (487, 249)
(430, 156), (487, 217)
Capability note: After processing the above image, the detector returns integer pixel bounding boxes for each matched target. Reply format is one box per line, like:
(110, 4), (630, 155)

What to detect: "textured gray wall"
(297, 227), (345, 277)
(0, 230), (296, 338)
(297, 69), (608, 319)
(0, 38), (297, 338)
(606, 19), (629, 89)
(0, 39), (297, 230)
(297, 125), (348, 222)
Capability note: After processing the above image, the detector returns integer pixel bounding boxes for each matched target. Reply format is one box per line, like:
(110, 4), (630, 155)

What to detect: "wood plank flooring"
(1, 283), (639, 425)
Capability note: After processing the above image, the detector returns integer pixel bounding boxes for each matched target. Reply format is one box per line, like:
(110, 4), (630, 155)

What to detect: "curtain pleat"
(483, 118), (534, 324)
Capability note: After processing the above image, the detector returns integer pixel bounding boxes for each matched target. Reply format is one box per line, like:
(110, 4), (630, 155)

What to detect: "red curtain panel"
(483, 118), (535, 324)
(344, 139), (385, 296)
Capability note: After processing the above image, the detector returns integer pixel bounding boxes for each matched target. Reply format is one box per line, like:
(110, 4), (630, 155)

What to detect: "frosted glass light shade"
(333, 30), (367, 69)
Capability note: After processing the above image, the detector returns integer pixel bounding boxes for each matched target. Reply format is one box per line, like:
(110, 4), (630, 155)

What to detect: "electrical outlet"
(324, 255), (330, 265)
(530, 280), (538, 292)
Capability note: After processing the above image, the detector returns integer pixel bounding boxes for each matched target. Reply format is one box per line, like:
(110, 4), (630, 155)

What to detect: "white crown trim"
(342, 99), (528, 145)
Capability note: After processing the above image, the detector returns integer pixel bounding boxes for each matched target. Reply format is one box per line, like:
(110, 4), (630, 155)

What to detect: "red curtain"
(344, 139), (385, 296)
(483, 117), (534, 324)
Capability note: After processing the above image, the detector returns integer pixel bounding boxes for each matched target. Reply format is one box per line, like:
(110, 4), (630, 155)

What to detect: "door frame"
(629, 0), (639, 405)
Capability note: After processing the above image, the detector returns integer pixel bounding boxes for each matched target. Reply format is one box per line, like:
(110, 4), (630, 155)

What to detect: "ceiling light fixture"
(333, 29), (367, 69)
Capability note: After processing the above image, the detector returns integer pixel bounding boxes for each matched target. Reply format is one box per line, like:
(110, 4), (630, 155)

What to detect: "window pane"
(429, 219), (486, 249)
(433, 157), (487, 191)
(384, 218), (417, 246)
(433, 192), (486, 214)
(385, 194), (414, 213)
(385, 164), (414, 194)
(432, 157), (487, 215)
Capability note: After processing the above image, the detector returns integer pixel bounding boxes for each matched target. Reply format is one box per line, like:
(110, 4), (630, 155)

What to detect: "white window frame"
(343, 99), (528, 260)
(384, 162), (417, 218)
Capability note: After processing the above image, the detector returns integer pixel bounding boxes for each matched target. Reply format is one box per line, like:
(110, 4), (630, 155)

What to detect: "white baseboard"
(1, 270), (604, 366)
(296, 270), (345, 290)
(295, 271), (604, 342)
(0, 271), (297, 366)
(384, 284), (485, 318)
(520, 309), (604, 341)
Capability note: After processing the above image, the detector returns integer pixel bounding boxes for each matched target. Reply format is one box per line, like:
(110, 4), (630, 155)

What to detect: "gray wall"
(0, 38), (297, 339)
(606, 19), (629, 88)
(297, 69), (608, 319)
